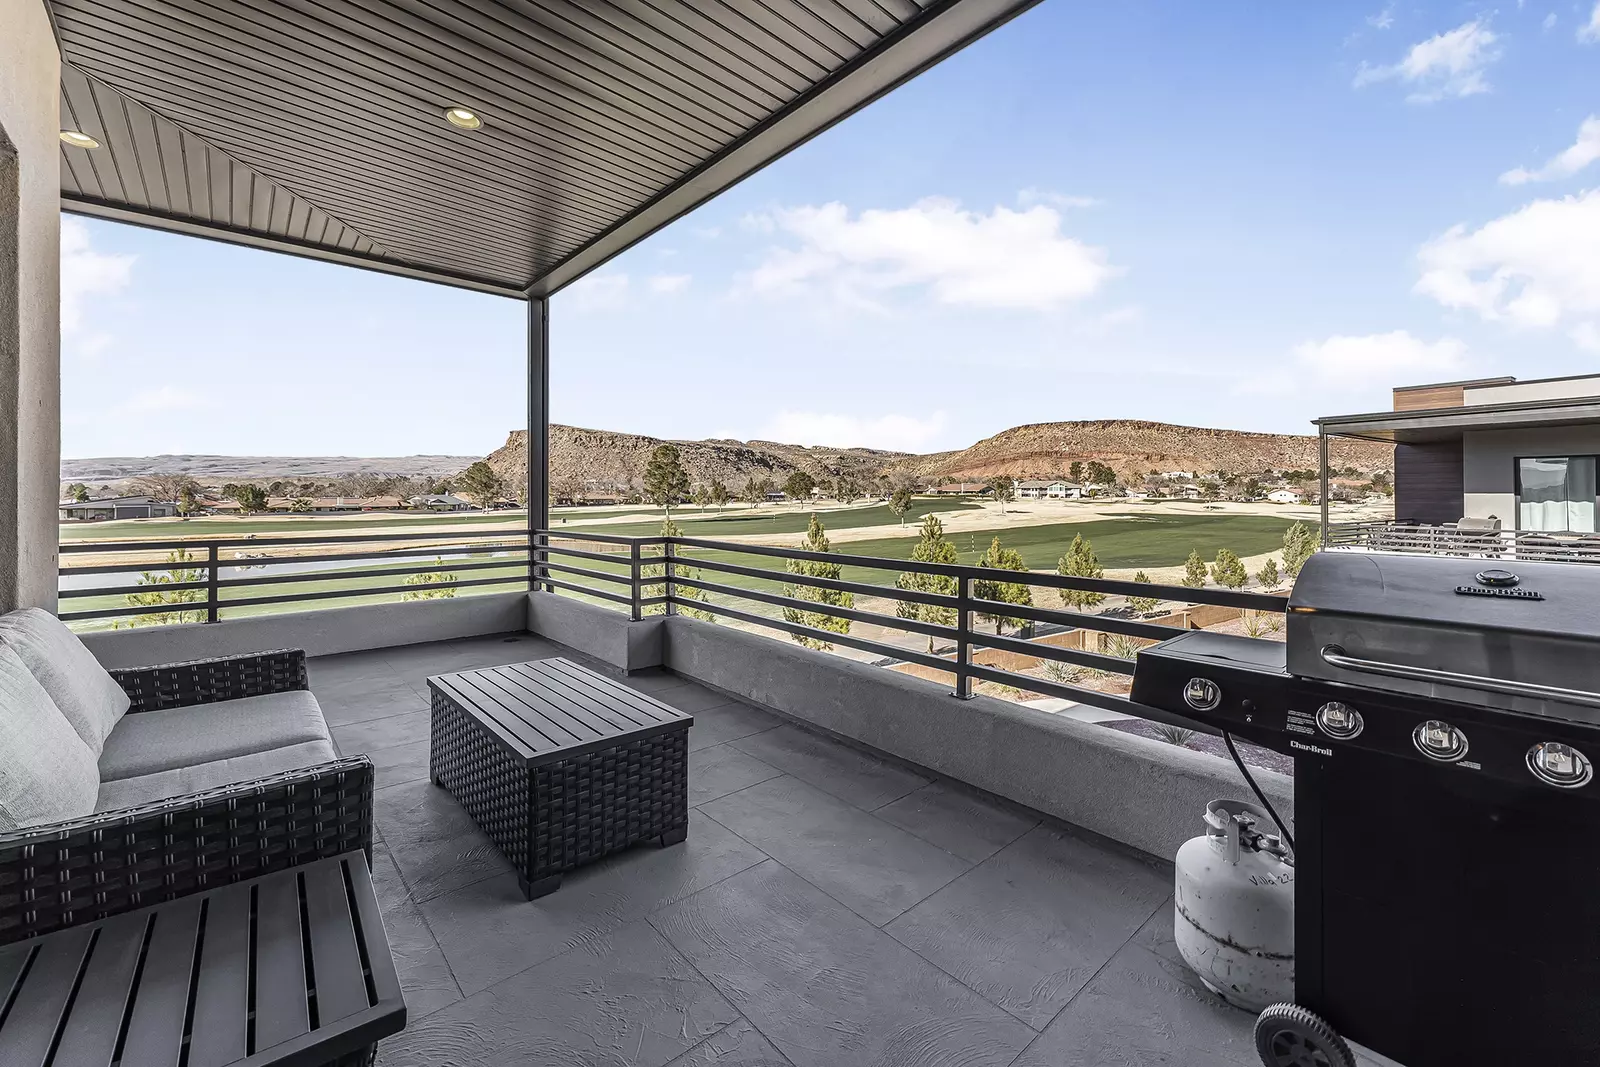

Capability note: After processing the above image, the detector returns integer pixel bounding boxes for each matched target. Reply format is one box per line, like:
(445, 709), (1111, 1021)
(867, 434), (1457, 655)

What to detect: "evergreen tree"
(1068, 461), (1084, 483)
(116, 548), (208, 628)
(973, 536), (1032, 634)
(895, 515), (958, 652)
(888, 487), (914, 526)
(1056, 534), (1106, 610)
(1210, 548), (1248, 589)
(1282, 521), (1320, 577)
(1256, 557), (1281, 589)
(988, 476), (1016, 514)
(641, 517), (713, 620)
(782, 515), (853, 649)
(177, 485), (198, 516)
(690, 485), (711, 511)
(1181, 550), (1208, 588)
(230, 484), (269, 513)
(782, 469), (816, 504)
(708, 478), (729, 511)
(1127, 571), (1160, 614)
(66, 482), (89, 503)
(643, 445), (690, 515)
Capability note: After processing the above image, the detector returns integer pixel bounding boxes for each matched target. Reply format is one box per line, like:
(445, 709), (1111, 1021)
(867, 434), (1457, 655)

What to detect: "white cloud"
(1573, 322), (1600, 352)
(761, 410), (949, 452)
(1500, 116), (1600, 184)
(745, 197), (1119, 312)
(1367, 4), (1395, 29)
(647, 273), (691, 294)
(120, 386), (204, 414)
(1016, 188), (1102, 209)
(1291, 332), (1467, 385)
(1543, 11), (1558, 31)
(1580, 1), (1600, 41)
(60, 217), (135, 344)
(564, 272), (629, 312)
(1353, 19), (1500, 102)
(1415, 189), (1600, 342)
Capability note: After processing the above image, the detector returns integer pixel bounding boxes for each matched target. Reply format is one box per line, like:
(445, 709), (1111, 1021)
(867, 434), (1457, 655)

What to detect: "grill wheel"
(1254, 1003), (1356, 1067)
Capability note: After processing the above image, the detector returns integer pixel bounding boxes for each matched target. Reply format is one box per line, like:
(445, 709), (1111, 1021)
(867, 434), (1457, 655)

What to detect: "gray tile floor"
(310, 634), (1260, 1067)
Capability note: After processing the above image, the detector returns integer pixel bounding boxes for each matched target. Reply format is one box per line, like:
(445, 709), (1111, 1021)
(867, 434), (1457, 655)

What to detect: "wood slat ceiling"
(49, 0), (1036, 298)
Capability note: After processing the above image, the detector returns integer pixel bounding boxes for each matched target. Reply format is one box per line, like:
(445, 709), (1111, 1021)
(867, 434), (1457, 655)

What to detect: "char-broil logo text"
(1290, 740), (1333, 757)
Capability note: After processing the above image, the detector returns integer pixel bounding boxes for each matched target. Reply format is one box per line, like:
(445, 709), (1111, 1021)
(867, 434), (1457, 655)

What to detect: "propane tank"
(1174, 798), (1294, 1012)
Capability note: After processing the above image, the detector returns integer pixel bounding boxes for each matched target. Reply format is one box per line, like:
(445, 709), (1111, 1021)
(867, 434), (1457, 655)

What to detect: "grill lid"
(1287, 552), (1600, 724)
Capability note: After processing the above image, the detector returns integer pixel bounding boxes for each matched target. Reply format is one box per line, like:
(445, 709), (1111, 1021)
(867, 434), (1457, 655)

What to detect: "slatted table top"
(0, 852), (404, 1067)
(428, 658), (694, 768)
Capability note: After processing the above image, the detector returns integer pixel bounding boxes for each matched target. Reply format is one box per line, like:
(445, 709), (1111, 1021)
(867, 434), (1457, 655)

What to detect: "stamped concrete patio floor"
(311, 632), (1260, 1066)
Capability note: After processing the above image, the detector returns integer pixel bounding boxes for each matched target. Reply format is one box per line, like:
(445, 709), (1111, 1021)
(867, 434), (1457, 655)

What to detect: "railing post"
(664, 538), (678, 616)
(629, 540), (643, 622)
(206, 543), (219, 623)
(953, 573), (973, 700)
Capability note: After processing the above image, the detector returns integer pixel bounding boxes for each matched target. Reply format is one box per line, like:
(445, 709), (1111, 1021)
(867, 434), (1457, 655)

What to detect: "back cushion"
(0, 645), (99, 830)
(0, 608), (130, 754)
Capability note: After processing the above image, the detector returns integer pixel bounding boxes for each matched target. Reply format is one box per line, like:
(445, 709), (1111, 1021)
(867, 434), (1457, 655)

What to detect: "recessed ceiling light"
(59, 130), (100, 149)
(444, 107), (482, 130)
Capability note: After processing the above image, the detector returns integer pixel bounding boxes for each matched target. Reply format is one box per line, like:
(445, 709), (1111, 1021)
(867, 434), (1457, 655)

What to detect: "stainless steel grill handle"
(1320, 645), (1600, 709)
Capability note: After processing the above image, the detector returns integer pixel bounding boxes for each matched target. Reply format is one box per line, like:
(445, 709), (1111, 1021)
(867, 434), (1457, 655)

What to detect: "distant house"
(411, 493), (477, 511)
(929, 482), (993, 496)
(264, 495), (411, 513)
(1267, 488), (1304, 504)
(58, 495), (176, 521)
(1015, 479), (1082, 500)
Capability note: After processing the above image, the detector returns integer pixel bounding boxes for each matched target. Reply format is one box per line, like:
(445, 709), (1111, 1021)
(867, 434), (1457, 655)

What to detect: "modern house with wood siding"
(1315, 375), (1600, 557)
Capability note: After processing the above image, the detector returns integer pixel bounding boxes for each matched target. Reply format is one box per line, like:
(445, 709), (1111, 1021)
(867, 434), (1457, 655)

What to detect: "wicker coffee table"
(427, 657), (693, 899)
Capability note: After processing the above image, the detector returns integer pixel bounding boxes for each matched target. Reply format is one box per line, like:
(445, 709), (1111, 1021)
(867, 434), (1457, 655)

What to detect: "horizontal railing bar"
(59, 600), (210, 621)
(696, 600), (956, 673)
(59, 544), (530, 576)
(534, 543), (632, 564)
(965, 662), (1219, 735)
(967, 597), (1196, 640)
(213, 558), (524, 589)
(968, 629), (1136, 674)
(540, 578), (634, 606)
(541, 560), (635, 586)
(669, 574), (954, 641)
(60, 579), (212, 599)
(682, 554), (957, 609)
(62, 528), (528, 552)
(538, 531), (666, 547)
(218, 575), (518, 610)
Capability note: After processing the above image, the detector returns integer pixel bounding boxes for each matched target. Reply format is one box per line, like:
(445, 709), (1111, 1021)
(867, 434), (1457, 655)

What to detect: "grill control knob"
(1527, 742), (1593, 788)
(1413, 720), (1469, 763)
(1315, 701), (1364, 740)
(1183, 677), (1221, 712)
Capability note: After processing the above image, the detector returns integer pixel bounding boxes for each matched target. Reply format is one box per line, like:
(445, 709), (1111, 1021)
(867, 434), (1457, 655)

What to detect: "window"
(1518, 457), (1597, 533)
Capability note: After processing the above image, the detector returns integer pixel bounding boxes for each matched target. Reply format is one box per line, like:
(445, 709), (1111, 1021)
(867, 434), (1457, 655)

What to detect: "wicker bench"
(427, 658), (692, 899)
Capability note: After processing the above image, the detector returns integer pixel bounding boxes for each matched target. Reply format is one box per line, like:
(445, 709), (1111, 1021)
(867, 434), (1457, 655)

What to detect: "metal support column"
(1319, 430), (1330, 544)
(953, 573), (973, 699)
(527, 295), (550, 590)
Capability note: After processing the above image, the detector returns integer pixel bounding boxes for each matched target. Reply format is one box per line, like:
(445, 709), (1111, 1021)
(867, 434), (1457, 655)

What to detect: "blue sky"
(62, 0), (1600, 459)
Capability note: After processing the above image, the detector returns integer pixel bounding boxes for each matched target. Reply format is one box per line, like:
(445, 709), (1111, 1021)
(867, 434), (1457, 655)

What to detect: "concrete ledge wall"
(526, 592), (663, 672)
(664, 615), (1293, 862)
(81, 592), (528, 669)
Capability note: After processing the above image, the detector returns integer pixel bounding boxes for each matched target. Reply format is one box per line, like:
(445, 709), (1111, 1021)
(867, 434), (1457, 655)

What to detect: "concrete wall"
(525, 591), (663, 672)
(1466, 376), (1600, 406)
(0, 0), (60, 613)
(662, 615), (1292, 862)
(1463, 426), (1600, 527)
(80, 592), (528, 669)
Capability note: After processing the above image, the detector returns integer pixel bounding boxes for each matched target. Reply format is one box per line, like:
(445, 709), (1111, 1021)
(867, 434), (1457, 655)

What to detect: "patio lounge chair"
(0, 608), (373, 944)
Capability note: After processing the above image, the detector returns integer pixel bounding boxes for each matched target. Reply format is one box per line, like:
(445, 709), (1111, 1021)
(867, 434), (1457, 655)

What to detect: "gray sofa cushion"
(98, 689), (332, 782)
(0, 645), (100, 830)
(95, 739), (339, 812)
(0, 607), (129, 754)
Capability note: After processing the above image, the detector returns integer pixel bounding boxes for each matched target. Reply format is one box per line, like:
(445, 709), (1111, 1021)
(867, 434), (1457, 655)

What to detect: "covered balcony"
(2, 1), (1292, 1064)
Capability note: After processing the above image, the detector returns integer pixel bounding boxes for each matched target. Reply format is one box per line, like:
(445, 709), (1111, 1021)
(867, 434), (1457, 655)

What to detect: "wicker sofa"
(0, 609), (372, 946)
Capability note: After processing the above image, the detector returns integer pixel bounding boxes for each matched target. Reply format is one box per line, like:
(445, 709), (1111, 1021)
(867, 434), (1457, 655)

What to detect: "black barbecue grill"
(1131, 551), (1600, 1067)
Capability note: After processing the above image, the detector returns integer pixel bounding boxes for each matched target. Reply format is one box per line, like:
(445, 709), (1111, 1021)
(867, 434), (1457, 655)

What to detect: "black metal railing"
(60, 529), (531, 626)
(1327, 520), (1600, 563)
(534, 530), (1287, 734)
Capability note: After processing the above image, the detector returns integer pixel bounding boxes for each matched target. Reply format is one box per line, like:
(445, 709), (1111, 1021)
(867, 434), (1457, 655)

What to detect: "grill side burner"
(1130, 552), (1600, 1067)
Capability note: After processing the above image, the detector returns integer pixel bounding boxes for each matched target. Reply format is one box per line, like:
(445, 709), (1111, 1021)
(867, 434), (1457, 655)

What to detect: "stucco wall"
(1466, 377), (1600, 406)
(0, 0), (60, 612)
(1462, 426), (1600, 527)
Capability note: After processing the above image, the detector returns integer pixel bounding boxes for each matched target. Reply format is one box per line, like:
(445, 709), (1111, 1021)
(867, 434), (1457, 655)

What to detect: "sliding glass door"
(1518, 456), (1598, 532)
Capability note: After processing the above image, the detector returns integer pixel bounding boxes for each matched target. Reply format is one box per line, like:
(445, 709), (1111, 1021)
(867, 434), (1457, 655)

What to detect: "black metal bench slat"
(0, 926), (92, 1067)
(120, 897), (202, 1067)
(301, 863), (366, 1028)
(251, 875), (309, 1051)
(50, 912), (146, 1067)
(0, 854), (402, 1067)
(190, 883), (252, 1067)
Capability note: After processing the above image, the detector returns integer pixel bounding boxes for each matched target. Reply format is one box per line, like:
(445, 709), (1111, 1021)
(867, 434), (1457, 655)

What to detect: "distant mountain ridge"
(60, 454), (478, 482)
